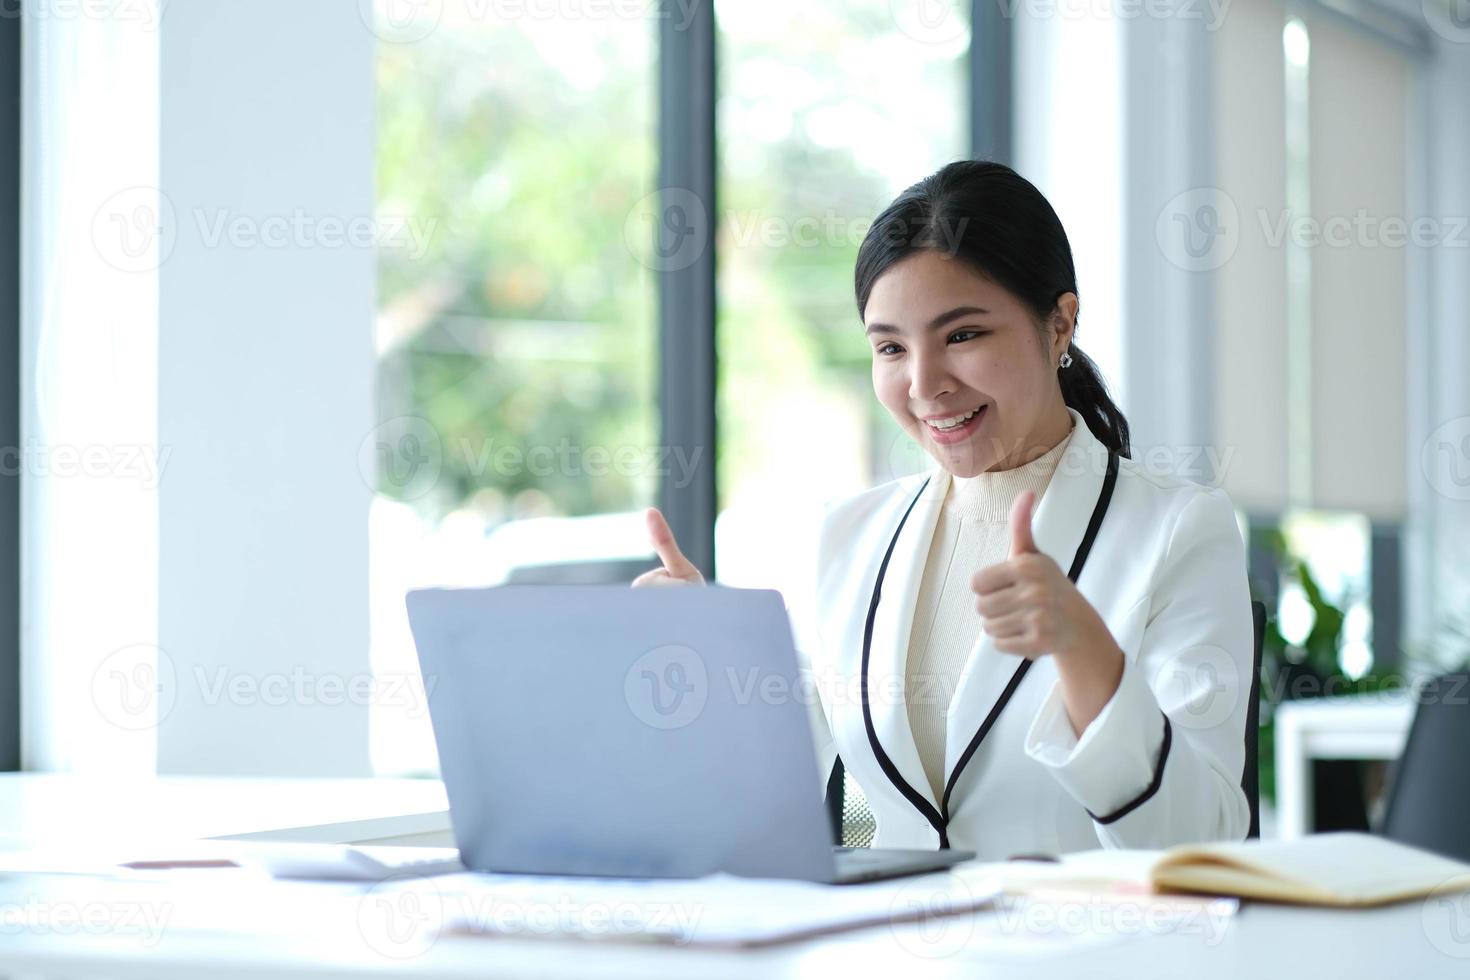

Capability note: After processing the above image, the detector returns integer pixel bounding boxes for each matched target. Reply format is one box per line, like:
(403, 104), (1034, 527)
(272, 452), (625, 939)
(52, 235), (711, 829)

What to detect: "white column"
(1117, 7), (1219, 472)
(24, 0), (378, 775)
(21, 1), (163, 773)
(154, 0), (377, 775)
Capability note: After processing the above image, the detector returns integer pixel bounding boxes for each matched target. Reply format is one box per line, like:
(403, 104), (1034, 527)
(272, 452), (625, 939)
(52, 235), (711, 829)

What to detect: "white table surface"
(0, 865), (1461, 979)
(0, 773), (1463, 978)
(0, 772), (451, 850)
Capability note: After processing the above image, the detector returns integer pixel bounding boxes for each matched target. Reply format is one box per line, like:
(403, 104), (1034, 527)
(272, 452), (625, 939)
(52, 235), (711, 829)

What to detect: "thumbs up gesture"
(1009, 489), (1040, 557)
(631, 508), (706, 587)
(971, 490), (1091, 660)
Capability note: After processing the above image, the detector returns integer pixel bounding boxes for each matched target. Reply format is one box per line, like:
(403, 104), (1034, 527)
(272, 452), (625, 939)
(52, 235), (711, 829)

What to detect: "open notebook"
(1148, 834), (1470, 907)
(1007, 834), (1470, 908)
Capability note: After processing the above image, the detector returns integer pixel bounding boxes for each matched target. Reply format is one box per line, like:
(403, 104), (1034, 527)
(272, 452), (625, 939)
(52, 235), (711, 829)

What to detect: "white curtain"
(22, 2), (162, 772)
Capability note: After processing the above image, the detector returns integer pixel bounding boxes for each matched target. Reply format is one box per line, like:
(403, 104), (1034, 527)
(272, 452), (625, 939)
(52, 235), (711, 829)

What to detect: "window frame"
(1, 4), (21, 771)
(656, 0), (718, 579)
(660, 1), (1002, 580)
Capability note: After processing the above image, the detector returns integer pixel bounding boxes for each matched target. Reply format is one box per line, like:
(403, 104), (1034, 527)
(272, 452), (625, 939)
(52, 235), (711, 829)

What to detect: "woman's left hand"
(971, 490), (1124, 732)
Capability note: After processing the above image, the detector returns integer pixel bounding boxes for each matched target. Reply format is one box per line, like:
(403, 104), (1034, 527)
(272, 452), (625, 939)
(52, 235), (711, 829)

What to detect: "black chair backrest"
(1381, 671), (1470, 863)
(824, 756), (845, 843)
(505, 557), (658, 584)
(1244, 599), (1265, 839)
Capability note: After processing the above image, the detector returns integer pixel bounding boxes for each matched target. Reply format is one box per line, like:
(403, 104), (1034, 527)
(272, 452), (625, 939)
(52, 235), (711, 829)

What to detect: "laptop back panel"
(407, 585), (838, 882)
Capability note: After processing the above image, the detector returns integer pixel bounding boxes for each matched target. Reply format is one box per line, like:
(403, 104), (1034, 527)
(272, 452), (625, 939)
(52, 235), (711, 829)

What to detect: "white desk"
(1274, 694), (1415, 839)
(0, 773), (452, 850)
(0, 774), (1464, 978)
(0, 860), (1461, 978)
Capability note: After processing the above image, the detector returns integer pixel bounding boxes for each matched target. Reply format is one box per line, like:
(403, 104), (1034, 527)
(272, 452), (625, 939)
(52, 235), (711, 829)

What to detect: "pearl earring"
(1058, 351), (1074, 369)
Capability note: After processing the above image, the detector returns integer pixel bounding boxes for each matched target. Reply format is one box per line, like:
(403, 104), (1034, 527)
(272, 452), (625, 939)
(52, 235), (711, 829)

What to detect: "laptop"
(405, 583), (972, 884)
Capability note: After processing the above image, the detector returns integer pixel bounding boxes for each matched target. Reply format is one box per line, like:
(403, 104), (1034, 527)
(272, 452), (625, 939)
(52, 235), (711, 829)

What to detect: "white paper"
(427, 868), (1004, 947)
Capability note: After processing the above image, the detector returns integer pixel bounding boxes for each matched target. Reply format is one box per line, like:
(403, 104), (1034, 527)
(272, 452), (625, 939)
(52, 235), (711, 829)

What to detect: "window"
(368, 3), (659, 774)
(1276, 510), (1374, 680)
(712, 0), (971, 592)
(366, 1), (982, 775)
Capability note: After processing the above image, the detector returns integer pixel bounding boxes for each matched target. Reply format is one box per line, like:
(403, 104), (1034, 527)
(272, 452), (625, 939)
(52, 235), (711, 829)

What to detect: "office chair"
(505, 556), (659, 585)
(1244, 599), (1265, 839)
(825, 758), (877, 847)
(1380, 670), (1470, 863)
(825, 599), (1268, 847)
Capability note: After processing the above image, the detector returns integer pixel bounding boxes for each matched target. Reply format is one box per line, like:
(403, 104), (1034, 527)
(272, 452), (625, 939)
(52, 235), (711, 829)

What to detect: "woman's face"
(864, 250), (1075, 478)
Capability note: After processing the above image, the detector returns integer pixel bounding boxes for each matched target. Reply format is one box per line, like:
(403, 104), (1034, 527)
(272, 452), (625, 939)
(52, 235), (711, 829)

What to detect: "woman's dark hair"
(854, 160), (1131, 458)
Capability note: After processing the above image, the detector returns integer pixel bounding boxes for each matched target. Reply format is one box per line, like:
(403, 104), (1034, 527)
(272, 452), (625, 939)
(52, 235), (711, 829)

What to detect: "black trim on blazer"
(861, 452), (1120, 849)
(859, 475), (949, 846)
(1087, 711), (1173, 825)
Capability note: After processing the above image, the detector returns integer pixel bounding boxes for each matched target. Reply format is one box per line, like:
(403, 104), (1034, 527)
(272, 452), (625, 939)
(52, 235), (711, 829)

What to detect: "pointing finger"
(645, 508), (699, 579)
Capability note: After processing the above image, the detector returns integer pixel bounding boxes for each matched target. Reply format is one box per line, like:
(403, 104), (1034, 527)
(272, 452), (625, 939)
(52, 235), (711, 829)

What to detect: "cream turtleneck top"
(904, 419), (1076, 800)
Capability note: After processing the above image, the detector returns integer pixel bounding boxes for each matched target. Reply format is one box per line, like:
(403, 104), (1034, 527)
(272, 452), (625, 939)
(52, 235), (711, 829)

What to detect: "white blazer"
(793, 408), (1253, 859)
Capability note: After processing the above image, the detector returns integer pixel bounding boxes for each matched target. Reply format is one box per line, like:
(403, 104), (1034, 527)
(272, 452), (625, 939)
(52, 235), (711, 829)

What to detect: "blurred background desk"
(1274, 694), (1414, 839)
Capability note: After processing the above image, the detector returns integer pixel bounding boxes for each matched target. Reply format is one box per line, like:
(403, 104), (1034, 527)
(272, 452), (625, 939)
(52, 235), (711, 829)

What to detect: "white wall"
(1117, 5), (1219, 472)
(1016, 2), (1230, 472)
(24, 0), (377, 775)
(1413, 14), (1470, 662)
(1013, 8), (1127, 413)
(156, 0), (376, 775)
(1213, 0), (1289, 512)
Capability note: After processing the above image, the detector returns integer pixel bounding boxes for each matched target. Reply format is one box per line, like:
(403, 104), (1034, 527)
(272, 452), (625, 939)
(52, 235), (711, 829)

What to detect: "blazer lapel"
(865, 469), (948, 811)
(943, 409), (1110, 786)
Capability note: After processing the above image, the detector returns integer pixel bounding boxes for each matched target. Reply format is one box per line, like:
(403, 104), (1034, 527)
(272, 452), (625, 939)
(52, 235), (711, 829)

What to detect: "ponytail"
(1058, 341), (1130, 458)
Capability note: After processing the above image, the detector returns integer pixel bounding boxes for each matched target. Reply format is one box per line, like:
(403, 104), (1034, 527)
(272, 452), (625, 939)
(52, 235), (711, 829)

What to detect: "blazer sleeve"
(1021, 485), (1254, 848)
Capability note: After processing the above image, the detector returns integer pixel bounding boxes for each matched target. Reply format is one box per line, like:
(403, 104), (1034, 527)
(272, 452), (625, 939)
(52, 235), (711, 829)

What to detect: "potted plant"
(1250, 526), (1404, 828)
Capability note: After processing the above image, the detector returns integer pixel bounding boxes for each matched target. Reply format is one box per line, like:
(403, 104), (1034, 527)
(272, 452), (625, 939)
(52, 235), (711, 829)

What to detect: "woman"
(634, 160), (1253, 859)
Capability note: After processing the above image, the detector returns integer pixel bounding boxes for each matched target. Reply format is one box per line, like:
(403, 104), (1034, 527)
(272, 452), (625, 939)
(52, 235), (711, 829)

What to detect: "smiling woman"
(799, 160), (1252, 856)
(639, 159), (1256, 860)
